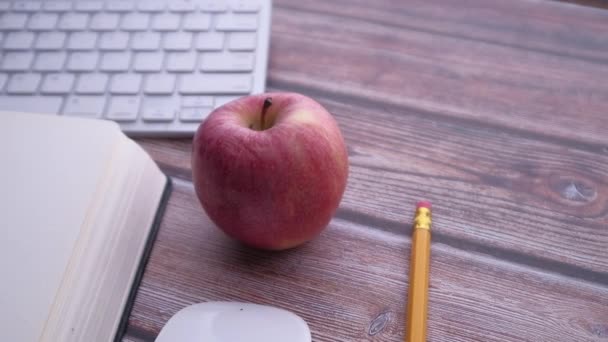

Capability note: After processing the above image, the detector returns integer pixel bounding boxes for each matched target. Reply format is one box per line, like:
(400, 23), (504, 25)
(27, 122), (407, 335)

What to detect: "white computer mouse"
(155, 302), (312, 342)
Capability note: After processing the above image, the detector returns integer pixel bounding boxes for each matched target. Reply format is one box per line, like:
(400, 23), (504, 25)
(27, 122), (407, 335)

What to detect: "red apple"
(191, 92), (349, 250)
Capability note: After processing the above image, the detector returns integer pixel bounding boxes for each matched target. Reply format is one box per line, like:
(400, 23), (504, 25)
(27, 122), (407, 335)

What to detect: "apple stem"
(261, 97), (272, 130)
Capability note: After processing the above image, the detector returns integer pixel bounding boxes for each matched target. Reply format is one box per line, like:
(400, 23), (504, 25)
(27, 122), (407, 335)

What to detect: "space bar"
(0, 96), (63, 115)
(179, 74), (252, 94)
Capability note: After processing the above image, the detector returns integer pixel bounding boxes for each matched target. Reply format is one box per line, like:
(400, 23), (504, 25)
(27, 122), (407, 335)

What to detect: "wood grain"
(269, 0), (608, 145)
(555, 0), (608, 10)
(123, 180), (608, 342)
(135, 87), (608, 278)
(124, 0), (608, 341)
(275, 0), (608, 64)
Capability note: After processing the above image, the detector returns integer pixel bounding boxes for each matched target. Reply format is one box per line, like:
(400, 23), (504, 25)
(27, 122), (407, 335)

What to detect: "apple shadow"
(214, 231), (323, 281)
(223, 237), (308, 265)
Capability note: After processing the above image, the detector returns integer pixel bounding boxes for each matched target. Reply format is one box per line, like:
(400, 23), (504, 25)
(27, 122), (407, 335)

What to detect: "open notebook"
(0, 112), (171, 342)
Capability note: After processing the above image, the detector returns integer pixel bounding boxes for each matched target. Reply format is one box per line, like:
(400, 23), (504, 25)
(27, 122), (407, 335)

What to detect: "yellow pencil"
(406, 201), (432, 342)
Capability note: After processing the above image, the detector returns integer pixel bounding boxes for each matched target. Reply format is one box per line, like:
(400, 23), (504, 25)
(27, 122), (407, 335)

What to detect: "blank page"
(0, 112), (121, 342)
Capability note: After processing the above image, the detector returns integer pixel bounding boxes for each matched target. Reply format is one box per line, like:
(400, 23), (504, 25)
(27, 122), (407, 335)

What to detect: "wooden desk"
(125, 0), (608, 341)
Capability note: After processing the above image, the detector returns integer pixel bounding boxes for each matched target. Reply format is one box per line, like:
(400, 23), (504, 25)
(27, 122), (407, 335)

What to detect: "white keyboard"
(0, 0), (271, 136)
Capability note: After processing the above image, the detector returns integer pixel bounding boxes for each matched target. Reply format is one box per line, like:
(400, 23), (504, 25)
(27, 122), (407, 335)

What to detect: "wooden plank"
(274, 0), (608, 63)
(324, 96), (608, 278)
(265, 0), (608, 145)
(135, 87), (608, 277)
(556, 0), (608, 9)
(124, 180), (608, 342)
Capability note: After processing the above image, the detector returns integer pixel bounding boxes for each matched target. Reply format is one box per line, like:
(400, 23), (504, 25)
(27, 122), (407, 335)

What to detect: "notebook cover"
(113, 176), (173, 342)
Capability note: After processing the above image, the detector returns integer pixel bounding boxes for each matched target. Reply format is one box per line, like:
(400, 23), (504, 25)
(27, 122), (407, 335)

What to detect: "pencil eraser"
(416, 201), (432, 209)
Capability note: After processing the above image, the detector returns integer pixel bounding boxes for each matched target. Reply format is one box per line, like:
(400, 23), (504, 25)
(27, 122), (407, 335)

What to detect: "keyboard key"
(121, 13), (150, 31)
(180, 107), (212, 122)
(216, 13), (257, 31)
(0, 74), (6, 90)
(167, 52), (197, 72)
(35, 32), (66, 50)
(0, 96), (62, 114)
(67, 32), (98, 50)
(28, 13), (59, 30)
(106, 96), (140, 121)
(201, 52), (254, 71)
(229, 32), (256, 51)
(12, 2), (42, 12)
(76, 74), (108, 94)
(152, 13), (180, 31)
(58, 13), (89, 31)
(0, 33), (3, 46)
(100, 52), (131, 71)
(144, 74), (176, 94)
(1, 52), (34, 71)
(142, 97), (178, 121)
(196, 32), (224, 51)
(183, 13), (211, 31)
(7, 73), (41, 94)
(132, 32), (161, 50)
(0, 3), (9, 10)
(34, 52), (67, 71)
(215, 95), (241, 108)
(200, 1), (228, 12)
(168, 122), (205, 134)
(0, 13), (29, 30)
(75, 1), (104, 12)
(43, 2), (71, 12)
(181, 96), (214, 107)
(231, 1), (261, 13)
(133, 52), (164, 72)
(90, 13), (119, 31)
(41, 73), (75, 94)
(138, 2), (165, 12)
(164, 32), (192, 51)
(67, 52), (99, 71)
(3, 32), (35, 50)
(168, 1), (195, 12)
(107, 1), (134, 12)
(179, 74), (252, 94)
(110, 74), (142, 94)
(64, 96), (106, 117)
(99, 32), (129, 50)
